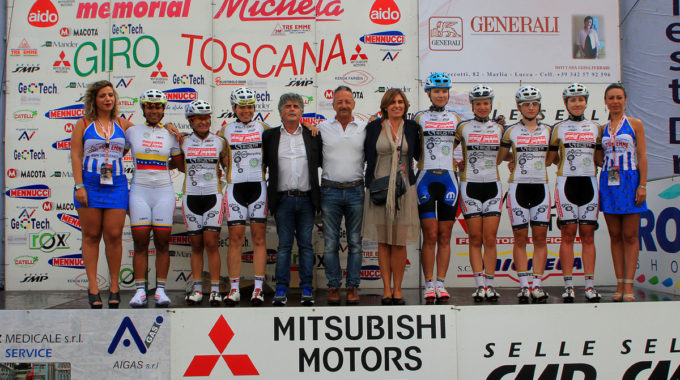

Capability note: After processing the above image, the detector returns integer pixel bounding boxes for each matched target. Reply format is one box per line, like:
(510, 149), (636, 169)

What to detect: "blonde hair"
(83, 80), (119, 121)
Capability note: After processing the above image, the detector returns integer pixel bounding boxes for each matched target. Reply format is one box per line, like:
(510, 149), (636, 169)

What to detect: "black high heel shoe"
(108, 291), (120, 309)
(88, 292), (103, 309)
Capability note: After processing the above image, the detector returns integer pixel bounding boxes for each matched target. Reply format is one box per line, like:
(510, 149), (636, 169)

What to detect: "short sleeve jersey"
(126, 123), (181, 188)
(180, 133), (228, 195)
(218, 120), (269, 183)
(549, 119), (602, 177)
(501, 121), (552, 184)
(414, 109), (462, 171)
(455, 118), (503, 182)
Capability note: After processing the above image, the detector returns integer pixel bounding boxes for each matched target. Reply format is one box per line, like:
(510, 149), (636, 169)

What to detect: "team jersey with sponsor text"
(180, 132), (228, 195)
(455, 118), (503, 182)
(218, 120), (269, 183)
(414, 109), (462, 171)
(501, 121), (552, 184)
(550, 118), (601, 177)
(126, 123), (182, 188)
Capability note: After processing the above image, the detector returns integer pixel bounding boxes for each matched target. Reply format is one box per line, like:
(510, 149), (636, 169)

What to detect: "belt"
(321, 179), (364, 189)
(279, 190), (309, 197)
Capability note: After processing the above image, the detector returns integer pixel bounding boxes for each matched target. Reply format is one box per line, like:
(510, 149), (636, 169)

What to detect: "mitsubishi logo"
(151, 62), (168, 78)
(184, 315), (259, 377)
(53, 51), (70, 67)
(350, 44), (368, 61)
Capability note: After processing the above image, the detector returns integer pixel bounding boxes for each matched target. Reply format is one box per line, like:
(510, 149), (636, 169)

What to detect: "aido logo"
(369, 0), (400, 25)
(28, 0), (59, 28)
(108, 316), (164, 354)
(184, 315), (258, 376)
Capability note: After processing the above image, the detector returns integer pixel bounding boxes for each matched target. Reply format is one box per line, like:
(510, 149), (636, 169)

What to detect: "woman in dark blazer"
(363, 88), (422, 305)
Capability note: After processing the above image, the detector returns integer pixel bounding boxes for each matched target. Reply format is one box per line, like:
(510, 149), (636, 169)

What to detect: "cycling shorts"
(416, 169), (459, 221)
(224, 181), (268, 226)
(554, 176), (599, 227)
(182, 194), (224, 235)
(460, 181), (503, 219)
(506, 183), (551, 230)
(129, 184), (176, 231)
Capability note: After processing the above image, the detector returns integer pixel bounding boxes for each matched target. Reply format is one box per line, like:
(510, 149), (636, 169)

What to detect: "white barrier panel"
(170, 306), (456, 379)
(456, 303), (680, 379)
(0, 310), (171, 379)
(418, 0), (621, 83)
(637, 177), (680, 295)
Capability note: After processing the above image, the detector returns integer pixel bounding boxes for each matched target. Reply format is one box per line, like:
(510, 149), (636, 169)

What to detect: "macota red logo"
(28, 0), (59, 28)
(369, 0), (400, 25)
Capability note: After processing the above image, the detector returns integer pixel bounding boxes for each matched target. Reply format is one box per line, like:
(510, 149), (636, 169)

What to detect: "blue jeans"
(321, 185), (364, 288)
(274, 195), (315, 289)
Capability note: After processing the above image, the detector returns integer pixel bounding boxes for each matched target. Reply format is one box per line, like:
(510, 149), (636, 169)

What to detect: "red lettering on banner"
(182, 33), (346, 77)
(369, 0), (400, 25)
(28, 0), (59, 27)
(213, 0), (343, 21)
(77, 0), (191, 19)
(471, 16), (559, 33)
(468, 133), (500, 144)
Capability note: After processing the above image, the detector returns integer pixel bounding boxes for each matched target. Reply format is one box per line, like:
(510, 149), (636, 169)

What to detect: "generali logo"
(184, 315), (258, 377)
(214, 0), (343, 21)
(369, 0), (400, 25)
(28, 0), (59, 28)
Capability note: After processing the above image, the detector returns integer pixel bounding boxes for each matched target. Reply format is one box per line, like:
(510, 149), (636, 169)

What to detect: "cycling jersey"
(126, 123), (182, 188)
(414, 109), (461, 171)
(455, 118), (503, 182)
(501, 121), (551, 184)
(506, 183), (551, 230)
(218, 120), (269, 183)
(180, 133), (228, 196)
(550, 118), (602, 177)
(81, 121), (126, 176)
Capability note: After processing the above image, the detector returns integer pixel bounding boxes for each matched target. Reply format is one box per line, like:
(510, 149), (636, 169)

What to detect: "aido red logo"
(369, 0), (400, 25)
(28, 0), (59, 27)
(184, 315), (259, 377)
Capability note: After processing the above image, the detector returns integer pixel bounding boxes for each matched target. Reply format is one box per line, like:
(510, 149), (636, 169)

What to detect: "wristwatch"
(74, 184), (85, 191)
(639, 185), (646, 189)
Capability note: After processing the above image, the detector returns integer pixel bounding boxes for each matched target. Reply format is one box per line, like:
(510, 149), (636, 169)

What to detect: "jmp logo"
(108, 316), (164, 354)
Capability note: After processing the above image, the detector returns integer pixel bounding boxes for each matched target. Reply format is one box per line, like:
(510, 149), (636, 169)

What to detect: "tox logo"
(29, 231), (70, 252)
(28, 0), (59, 28)
(108, 316), (164, 354)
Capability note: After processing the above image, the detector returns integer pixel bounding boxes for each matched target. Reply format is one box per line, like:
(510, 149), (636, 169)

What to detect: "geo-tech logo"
(108, 316), (164, 355)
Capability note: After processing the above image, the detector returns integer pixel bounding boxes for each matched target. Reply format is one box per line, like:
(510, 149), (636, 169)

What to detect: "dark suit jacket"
(262, 125), (322, 214)
(364, 119), (422, 187)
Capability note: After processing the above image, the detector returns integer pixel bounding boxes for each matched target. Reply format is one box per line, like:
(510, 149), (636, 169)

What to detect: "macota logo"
(369, 0), (400, 25)
(28, 0), (59, 28)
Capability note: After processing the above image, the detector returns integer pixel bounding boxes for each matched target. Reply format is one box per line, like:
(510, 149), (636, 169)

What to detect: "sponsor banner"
(636, 177), (680, 295)
(419, 0), (621, 83)
(457, 303), (680, 379)
(621, 0), (679, 178)
(171, 307), (456, 379)
(0, 310), (170, 379)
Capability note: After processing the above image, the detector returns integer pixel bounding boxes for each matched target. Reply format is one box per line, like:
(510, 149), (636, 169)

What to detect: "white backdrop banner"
(171, 306), (456, 379)
(621, 0), (680, 180)
(419, 0), (621, 84)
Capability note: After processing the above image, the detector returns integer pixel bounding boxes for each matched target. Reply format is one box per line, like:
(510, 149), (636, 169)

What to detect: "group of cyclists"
(75, 72), (642, 308)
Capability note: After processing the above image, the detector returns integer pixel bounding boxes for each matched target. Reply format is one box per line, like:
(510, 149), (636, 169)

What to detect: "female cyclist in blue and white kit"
(454, 85), (504, 301)
(600, 83), (647, 302)
(181, 100), (229, 307)
(127, 90), (184, 308)
(498, 86), (552, 303)
(547, 83), (603, 302)
(72, 80), (134, 308)
(218, 87), (270, 306)
(414, 73), (461, 303)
